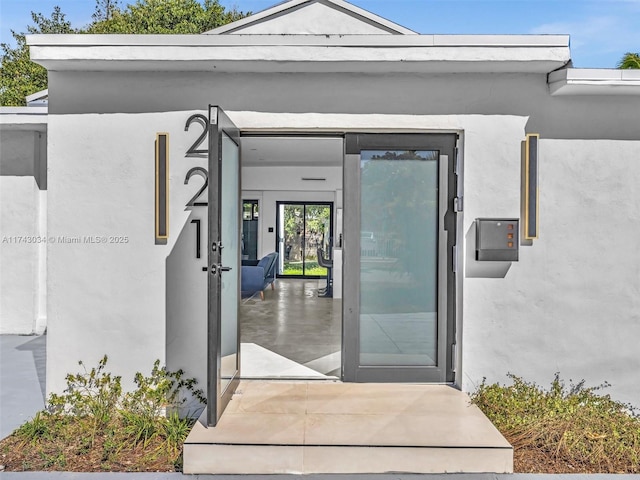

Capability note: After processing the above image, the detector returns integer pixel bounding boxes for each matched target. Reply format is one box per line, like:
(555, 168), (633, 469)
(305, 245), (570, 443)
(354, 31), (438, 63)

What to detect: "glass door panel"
(304, 205), (330, 276)
(342, 133), (458, 383)
(220, 133), (239, 386)
(206, 106), (240, 426)
(281, 204), (305, 275)
(359, 150), (438, 366)
(277, 202), (333, 277)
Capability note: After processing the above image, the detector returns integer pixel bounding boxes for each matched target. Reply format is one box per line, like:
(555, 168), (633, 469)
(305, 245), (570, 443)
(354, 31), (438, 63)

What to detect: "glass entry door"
(276, 202), (333, 278)
(206, 106), (241, 426)
(343, 134), (458, 383)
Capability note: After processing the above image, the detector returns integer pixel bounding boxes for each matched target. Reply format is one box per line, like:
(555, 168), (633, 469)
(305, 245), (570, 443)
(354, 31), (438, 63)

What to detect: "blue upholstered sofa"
(241, 252), (278, 300)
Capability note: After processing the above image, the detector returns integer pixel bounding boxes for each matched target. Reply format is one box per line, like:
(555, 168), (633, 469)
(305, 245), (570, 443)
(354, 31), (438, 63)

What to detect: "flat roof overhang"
(0, 107), (48, 132)
(549, 68), (640, 96)
(28, 34), (570, 74)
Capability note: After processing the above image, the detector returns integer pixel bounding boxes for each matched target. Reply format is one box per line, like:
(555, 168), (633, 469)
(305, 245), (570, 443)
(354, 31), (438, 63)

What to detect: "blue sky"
(1, 0), (638, 68)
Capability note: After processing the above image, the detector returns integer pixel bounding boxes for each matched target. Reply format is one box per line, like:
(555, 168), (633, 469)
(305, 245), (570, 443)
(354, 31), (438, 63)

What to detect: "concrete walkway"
(2, 334), (640, 479)
(0, 335), (46, 439)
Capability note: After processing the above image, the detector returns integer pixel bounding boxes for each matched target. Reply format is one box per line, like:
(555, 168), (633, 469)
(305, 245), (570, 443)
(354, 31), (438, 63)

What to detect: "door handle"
(209, 264), (232, 275)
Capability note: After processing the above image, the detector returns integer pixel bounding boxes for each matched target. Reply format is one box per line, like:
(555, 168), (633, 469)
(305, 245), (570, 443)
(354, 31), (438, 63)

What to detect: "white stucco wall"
(0, 129), (47, 334)
(47, 111), (210, 394)
(43, 69), (640, 405)
(48, 71), (640, 141)
(0, 178), (45, 334)
(462, 139), (640, 406)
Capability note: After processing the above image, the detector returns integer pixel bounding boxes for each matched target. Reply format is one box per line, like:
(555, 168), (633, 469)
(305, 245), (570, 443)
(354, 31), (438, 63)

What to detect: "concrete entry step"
(183, 381), (513, 474)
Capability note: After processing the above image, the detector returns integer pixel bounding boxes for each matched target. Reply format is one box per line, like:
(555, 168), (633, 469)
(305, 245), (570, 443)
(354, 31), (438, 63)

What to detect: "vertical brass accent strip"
(156, 133), (169, 240)
(525, 133), (539, 240)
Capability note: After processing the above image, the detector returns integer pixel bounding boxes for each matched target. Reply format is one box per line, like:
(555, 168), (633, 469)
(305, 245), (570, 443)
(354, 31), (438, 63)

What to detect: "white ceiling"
(241, 136), (343, 167)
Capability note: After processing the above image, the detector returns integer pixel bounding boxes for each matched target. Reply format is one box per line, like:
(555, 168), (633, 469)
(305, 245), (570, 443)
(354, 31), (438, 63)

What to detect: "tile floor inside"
(239, 278), (341, 377)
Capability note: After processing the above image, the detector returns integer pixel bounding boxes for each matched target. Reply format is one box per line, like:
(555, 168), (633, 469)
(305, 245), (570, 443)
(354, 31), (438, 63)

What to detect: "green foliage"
(121, 409), (159, 447)
(618, 52), (640, 69)
(163, 411), (193, 455)
(40, 451), (67, 469)
(123, 359), (206, 416)
(472, 373), (640, 473)
(120, 359), (205, 448)
(89, 0), (247, 34)
(0, 6), (75, 106)
(48, 355), (122, 429)
(0, 1), (249, 105)
(282, 205), (331, 265)
(282, 261), (327, 276)
(6, 356), (205, 471)
(16, 412), (51, 444)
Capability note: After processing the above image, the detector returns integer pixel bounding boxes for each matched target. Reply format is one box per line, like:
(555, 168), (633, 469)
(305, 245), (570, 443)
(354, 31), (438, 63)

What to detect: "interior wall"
(242, 165), (342, 258)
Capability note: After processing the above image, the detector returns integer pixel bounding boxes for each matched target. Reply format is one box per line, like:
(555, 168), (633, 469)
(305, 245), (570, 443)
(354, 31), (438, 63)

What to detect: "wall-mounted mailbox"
(476, 218), (519, 261)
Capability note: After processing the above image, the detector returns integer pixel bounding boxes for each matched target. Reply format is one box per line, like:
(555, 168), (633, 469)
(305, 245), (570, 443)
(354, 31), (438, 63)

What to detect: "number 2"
(184, 114), (208, 156)
(184, 167), (208, 207)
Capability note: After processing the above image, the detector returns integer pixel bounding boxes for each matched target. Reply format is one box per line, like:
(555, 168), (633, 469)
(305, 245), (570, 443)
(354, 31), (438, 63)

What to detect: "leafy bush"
(1, 356), (206, 472)
(49, 356), (122, 430)
(472, 373), (640, 473)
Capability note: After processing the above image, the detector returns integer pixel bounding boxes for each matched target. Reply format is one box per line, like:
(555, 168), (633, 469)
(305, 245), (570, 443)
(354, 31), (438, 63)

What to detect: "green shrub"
(5, 356), (206, 472)
(123, 359), (206, 418)
(472, 373), (640, 473)
(48, 355), (122, 429)
(16, 411), (51, 444)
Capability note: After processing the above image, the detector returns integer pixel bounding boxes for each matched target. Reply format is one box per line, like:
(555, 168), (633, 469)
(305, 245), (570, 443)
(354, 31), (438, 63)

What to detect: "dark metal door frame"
(206, 105), (241, 426)
(342, 133), (458, 383)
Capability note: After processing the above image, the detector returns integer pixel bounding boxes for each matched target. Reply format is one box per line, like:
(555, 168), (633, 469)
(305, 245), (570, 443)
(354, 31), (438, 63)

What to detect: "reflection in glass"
(359, 150), (439, 366)
(220, 133), (239, 387)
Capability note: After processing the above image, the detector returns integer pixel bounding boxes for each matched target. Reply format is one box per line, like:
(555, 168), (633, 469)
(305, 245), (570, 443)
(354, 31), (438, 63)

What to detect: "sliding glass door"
(276, 202), (333, 278)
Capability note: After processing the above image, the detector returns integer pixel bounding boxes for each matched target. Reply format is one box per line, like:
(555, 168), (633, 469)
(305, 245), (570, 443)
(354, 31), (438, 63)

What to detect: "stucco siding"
(463, 139), (640, 405)
(0, 128), (47, 334)
(49, 71), (640, 140)
(0, 177), (42, 333)
(42, 69), (640, 404)
(46, 112), (204, 393)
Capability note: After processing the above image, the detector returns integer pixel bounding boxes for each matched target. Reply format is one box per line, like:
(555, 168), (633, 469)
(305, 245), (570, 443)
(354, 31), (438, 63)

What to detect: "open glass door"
(206, 106), (241, 426)
(343, 133), (458, 383)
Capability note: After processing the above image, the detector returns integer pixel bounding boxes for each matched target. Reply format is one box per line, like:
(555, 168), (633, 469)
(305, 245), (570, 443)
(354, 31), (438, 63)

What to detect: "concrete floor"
(240, 278), (341, 376)
(0, 334), (47, 439)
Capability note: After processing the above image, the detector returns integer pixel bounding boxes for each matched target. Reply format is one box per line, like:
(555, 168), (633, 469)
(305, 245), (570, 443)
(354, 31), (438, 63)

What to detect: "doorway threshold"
(183, 381), (513, 474)
(240, 342), (339, 380)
